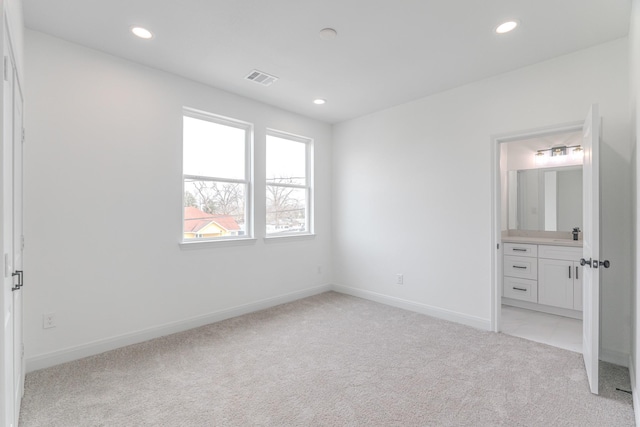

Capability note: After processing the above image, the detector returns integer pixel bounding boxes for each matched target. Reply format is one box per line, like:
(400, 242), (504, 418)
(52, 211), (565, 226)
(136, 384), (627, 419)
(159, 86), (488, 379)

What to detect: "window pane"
(266, 186), (307, 234)
(184, 179), (246, 239)
(183, 116), (245, 180)
(266, 135), (306, 186)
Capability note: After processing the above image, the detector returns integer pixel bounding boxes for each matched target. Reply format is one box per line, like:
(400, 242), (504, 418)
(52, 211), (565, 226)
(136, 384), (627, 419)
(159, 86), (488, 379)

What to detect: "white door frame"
(1, 12), (23, 426)
(490, 120), (583, 332)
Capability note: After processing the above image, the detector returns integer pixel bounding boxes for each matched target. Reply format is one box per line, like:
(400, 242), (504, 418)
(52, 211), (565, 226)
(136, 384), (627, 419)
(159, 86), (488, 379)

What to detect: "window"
(266, 130), (312, 236)
(182, 109), (252, 241)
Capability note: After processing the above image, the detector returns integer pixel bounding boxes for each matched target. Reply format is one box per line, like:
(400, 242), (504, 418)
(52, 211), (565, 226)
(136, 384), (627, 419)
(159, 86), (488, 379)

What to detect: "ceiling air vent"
(245, 70), (278, 87)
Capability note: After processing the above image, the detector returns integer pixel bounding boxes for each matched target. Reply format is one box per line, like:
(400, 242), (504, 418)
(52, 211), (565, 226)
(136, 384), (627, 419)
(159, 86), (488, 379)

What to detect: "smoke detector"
(319, 28), (338, 40)
(245, 70), (278, 86)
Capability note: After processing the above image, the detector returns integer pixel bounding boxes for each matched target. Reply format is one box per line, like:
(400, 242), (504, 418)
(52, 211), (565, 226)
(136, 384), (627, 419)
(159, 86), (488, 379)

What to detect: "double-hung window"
(182, 108), (252, 241)
(266, 130), (313, 236)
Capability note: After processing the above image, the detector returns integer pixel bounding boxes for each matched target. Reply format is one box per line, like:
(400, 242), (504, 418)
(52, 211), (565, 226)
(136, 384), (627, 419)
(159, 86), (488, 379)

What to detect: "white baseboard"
(502, 297), (582, 320)
(332, 284), (491, 331)
(27, 282), (624, 375)
(629, 356), (640, 427)
(333, 285), (629, 366)
(26, 284), (332, 373)
(600, 348), (629, 368)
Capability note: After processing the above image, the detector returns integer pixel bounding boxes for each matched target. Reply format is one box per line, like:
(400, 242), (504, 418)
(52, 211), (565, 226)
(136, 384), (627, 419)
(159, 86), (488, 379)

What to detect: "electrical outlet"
(396, 273), (404, 285)
(43, 313), (56, 329)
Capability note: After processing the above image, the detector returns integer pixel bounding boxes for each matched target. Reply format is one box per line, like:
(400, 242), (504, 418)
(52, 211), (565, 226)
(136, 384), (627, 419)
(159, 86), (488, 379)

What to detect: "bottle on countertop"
(573, 227), (580, 241)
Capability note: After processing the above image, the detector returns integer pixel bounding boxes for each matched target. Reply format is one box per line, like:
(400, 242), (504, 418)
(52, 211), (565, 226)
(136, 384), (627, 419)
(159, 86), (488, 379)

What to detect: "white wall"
(333, 38), (631, 363)
(630, 0), (640, 416)
(23, 30), (332, 370)
(506, 142), (539, 171)
(5, 0), (23, 82)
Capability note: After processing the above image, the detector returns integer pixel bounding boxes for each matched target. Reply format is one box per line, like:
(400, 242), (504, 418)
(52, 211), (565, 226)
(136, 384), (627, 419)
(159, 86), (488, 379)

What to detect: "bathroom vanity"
(502, 158), (584, 319)
(502, 236), (583, 319)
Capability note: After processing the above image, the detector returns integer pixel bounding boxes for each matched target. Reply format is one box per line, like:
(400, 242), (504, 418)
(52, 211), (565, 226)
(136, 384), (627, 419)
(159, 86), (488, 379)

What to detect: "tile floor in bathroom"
(501, 305), (582, 353)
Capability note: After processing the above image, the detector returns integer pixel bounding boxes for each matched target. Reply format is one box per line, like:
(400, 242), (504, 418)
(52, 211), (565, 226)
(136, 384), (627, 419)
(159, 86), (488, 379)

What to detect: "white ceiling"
(23, 0), (631, 124)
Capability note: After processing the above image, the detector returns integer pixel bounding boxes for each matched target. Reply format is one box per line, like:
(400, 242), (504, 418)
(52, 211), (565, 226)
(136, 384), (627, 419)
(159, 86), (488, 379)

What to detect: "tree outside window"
(182, 110), (252, 241)
(266, 131), (312, 235)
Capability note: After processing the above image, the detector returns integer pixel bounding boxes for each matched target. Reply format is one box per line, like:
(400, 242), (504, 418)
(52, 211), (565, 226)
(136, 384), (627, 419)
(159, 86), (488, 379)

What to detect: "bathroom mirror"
(507, 166), (582, 232)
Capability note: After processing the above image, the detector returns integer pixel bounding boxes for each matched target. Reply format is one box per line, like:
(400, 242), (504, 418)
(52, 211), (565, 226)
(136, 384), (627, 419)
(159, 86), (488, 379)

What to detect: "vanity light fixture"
(571, 145), (584, 160)
(534, 145), (583, 164)
(535, 145), (583, 157)
(534, 150), (547, 166)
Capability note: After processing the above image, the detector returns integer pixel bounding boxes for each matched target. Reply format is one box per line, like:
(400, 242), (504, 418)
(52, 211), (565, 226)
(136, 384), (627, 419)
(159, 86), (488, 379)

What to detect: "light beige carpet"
(20, 292), (634, 426)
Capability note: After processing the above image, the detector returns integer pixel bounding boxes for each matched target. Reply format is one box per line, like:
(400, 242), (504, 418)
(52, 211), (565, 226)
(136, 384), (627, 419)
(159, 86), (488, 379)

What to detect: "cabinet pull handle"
(513, 265), (527, 269)
(512, 248), (527, 252)
(513, 287), (527, 292)
(569, 265), (571, 278)
(576, 266), (578, 279)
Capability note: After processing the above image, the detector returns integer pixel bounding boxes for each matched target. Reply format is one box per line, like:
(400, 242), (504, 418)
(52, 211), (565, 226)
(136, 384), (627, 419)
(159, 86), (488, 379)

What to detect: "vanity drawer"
(503, 277), (538, 302)
(538, 245), (582, 261)
(503, 243), (537, 258)
(504, 255), (538, 280)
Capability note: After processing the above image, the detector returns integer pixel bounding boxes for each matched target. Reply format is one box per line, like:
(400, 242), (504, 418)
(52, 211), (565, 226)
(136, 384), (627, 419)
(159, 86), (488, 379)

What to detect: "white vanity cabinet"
(503, 243), (538, 302)
(538, 245), (583, 311)
(502, 241), (582, 317)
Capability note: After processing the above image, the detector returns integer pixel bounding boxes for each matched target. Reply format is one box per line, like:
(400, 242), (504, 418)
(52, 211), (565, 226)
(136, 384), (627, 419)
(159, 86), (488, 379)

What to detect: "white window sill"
(263, 233), (316, 243)
(179, 238), (257, 249)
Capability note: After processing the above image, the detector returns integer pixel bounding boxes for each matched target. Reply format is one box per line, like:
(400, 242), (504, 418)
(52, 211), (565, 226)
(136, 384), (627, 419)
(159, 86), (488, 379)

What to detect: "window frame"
(181, 107), (254, 244)
(265, 128), (314, 238)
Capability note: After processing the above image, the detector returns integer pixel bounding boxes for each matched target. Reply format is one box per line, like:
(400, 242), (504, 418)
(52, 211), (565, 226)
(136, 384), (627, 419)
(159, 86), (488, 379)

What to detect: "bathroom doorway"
(492, 106), (603, 394)
(491, 122), (585, 353)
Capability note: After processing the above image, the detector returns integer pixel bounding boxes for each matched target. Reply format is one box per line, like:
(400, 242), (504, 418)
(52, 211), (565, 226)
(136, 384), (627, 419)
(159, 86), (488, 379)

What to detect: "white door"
(1, 33), (23, 426)
(581, 103), (605, 395)
(1, 36), (17, 425)
(12, 67), (24, 420)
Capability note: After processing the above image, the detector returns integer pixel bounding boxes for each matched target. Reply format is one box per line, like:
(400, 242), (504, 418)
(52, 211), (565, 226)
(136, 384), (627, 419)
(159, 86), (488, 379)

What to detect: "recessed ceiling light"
(131, 27), (153, 39)
(495, 21), (518, 34)
(313, 99), (326, 105)
(319, 28), (338, 40)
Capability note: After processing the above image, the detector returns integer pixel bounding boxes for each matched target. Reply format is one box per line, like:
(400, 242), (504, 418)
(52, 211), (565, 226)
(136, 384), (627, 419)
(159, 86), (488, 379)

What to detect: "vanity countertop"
(502, 235), (583, 248)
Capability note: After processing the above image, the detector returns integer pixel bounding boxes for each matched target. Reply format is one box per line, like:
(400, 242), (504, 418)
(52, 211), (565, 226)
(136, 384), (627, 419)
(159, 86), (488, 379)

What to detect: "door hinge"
(11, 270), (22, 291)
(22, 128), (25, 144)
(497, 243), (500, 250)
(3, 56), (7, 82)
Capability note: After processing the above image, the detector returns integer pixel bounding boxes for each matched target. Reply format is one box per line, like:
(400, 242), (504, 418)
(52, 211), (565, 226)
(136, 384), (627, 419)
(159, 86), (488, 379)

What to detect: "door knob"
(580, 258), (610, 269)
